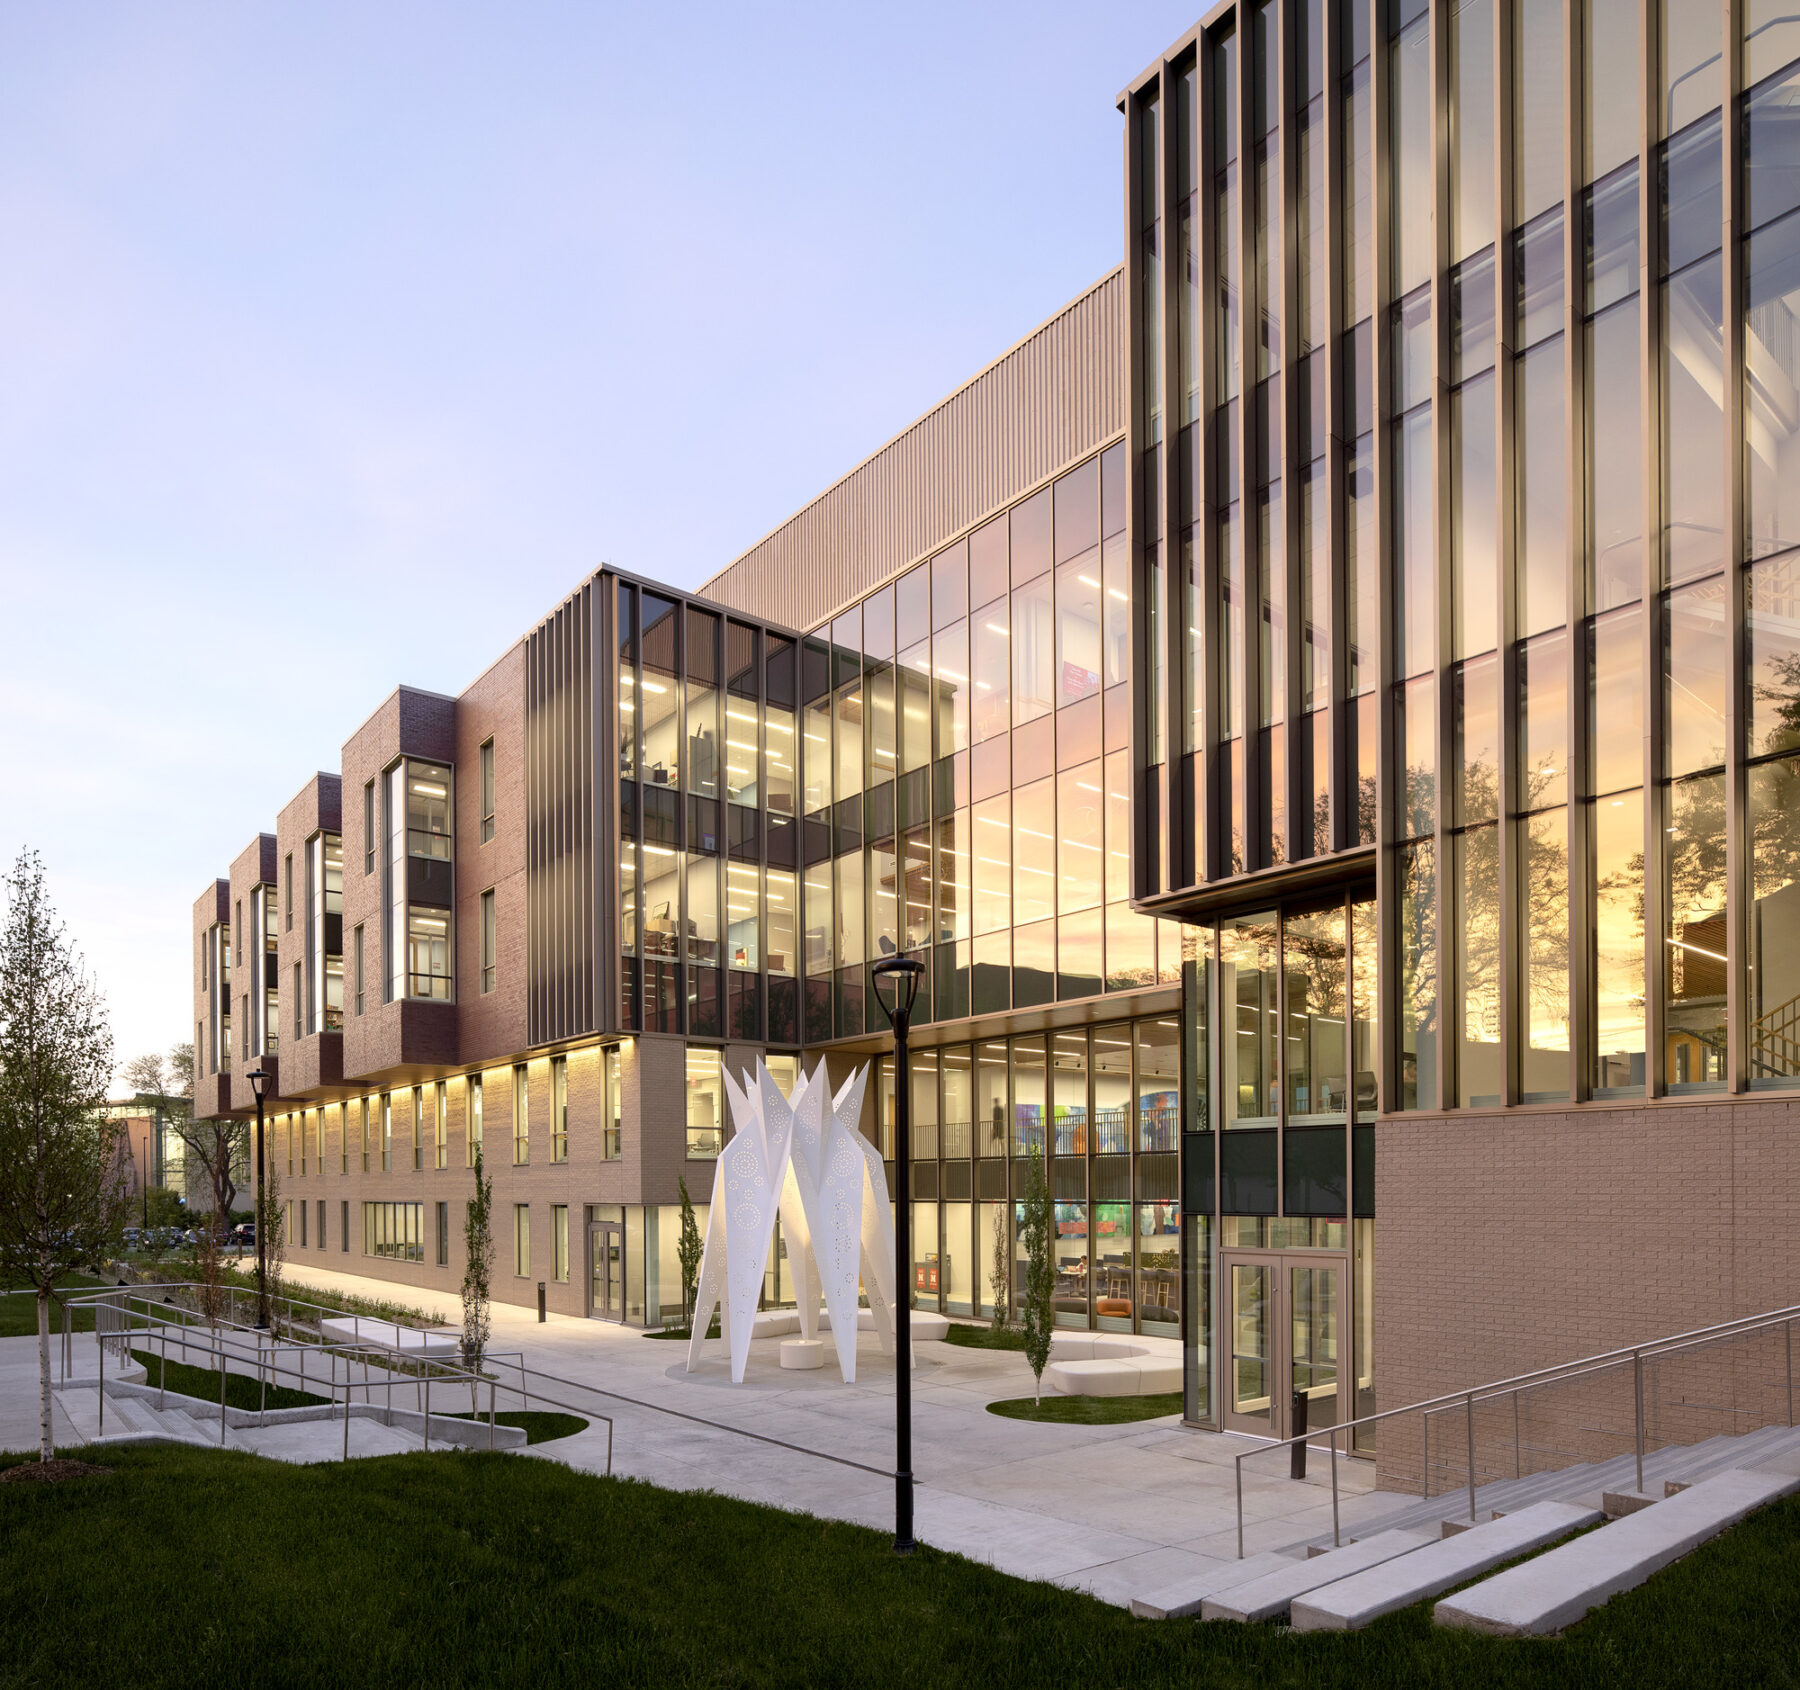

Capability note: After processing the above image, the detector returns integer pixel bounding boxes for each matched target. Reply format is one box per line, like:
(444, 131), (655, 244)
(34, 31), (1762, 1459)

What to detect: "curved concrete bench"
(818, 1308), (950, 1340)
(754, 1308), (951, 1341)
(1045, 1355), (1183, 1397)
(1044, 1334), (1182, 1396)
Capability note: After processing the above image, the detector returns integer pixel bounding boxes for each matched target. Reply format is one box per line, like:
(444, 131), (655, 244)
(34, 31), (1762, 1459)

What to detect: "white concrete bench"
(1289, 1501), (1600, 1632)
(755, 1308), (950, 1341)
(817, 1308), (949, 1339)
(319, 1317), (461, 1359)
(1044, 1355), (1183, 1397)
(1435, 1467), (1800, 1636)
(1041, 1334), (1181, 1396)
(1200, 1530), (1434, 1624)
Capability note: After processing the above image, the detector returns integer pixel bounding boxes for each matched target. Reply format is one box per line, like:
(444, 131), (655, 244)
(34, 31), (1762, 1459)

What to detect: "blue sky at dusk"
(0, 2), (1198, 1076)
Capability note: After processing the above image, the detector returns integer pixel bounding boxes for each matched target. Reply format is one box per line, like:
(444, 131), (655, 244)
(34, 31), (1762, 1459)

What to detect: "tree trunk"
(37, 1286), (52, 1462)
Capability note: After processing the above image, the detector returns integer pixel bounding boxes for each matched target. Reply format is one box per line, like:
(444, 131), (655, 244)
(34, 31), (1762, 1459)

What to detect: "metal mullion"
(1126, 78), (1153, 906)
(1722, 0), (1747, 1094)
(1563, 0), (1590, 1104)
(1429, 0), (1455, 1114)
(1159, 57), (1186, 892)
(1238, 12), (1262, 874)
(1323, 0), (1349, 856)
(1279, 0), (1305, 869)
(1199, 31), (1224, 884)
(596, 582), (618, 1035)
(1495, 0), (1523, 1108)
(1370, 0), (1399, 1117)
(1638, 0), (1664, 1099)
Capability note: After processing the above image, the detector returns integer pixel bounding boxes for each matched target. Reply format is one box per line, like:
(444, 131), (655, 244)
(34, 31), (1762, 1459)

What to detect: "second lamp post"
(871, 954), (925, 1556)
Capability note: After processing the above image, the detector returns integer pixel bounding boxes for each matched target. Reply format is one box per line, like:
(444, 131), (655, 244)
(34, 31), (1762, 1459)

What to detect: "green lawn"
(130, 1349), (329, 1413)
(2, 1443), (1796, 1689)
(987, 1390), (1184, 1425)
(941, 1321), (1026, 1351)
(0, 1277), (109, 1339)
(447, 1410), (589, 1445)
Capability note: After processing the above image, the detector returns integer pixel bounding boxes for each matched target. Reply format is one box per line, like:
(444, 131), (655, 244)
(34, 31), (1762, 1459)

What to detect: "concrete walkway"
(227, 1259), (1389, 1604)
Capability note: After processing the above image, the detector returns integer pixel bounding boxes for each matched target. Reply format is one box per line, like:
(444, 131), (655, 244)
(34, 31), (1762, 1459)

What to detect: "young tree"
(988, 1205), (1011, 1330)
(461, 1147), (494, 1389)
(0, 851), (132, 1461)
(1018, 1146), (1056, 1405)
(256, 1162), (287, 1321)
(125, 1044), (246, 1224)
(676, 1176), (703, 1331)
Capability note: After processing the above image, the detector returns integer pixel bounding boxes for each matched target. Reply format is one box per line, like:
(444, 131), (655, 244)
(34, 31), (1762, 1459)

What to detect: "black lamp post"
(871, 954), (925, 1556)
(247, 1067), (270, 1329)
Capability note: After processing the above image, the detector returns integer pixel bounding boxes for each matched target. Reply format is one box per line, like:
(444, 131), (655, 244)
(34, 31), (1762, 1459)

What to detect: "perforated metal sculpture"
(684, 1060), (895, 1383)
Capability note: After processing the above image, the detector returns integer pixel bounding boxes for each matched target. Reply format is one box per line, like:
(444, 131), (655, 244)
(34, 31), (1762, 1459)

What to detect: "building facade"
(192, 0), (1800, 1483)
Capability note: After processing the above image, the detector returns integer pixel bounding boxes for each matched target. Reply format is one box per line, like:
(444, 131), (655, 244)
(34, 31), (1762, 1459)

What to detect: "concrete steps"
(1314, 1423), (1800, 1549)
(1435, 1466), (1800, 1636)
(1198, 1529), (1433, 1624)
(1128, 1548), (1307, 1620)
(1158, 1423), (1800, 1632)
(1289, 1501), (1600, 1632)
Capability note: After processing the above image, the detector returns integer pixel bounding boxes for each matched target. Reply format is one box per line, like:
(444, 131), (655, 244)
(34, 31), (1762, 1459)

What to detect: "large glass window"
(1010, 1037), (1046, 1156)
(1665, 773), (1726, 1087)
(1592, 788), (1647, 1091)
(1136, 1019), (1179, 1151)
(1012, 778), (1055, 927)
(1284, 905), (1347, 1120)
(405, 908), (452, 1001)
(1011, 573), (1054, 726)
(1746, 208), (1800, 559)
(1397, 839), (1437, 1110)
(1750, 753), (1800, 1083)
(512, 1064), (529, 1165)
(1221, 914), (1278, 1127)
(685, 1048), (723, 1157)
(1663, 256), (1725, 584)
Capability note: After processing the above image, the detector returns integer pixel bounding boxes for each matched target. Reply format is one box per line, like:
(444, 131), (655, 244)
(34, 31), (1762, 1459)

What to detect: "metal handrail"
(1232, 1300), (1800, 1558)
(82, 1294), (501, 1452)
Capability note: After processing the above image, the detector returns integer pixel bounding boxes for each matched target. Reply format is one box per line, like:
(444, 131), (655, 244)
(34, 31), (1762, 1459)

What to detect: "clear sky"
(0, 1), (1198, 1083)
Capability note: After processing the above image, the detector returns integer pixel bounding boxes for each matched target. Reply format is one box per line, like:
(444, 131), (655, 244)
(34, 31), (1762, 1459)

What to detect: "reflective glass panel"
(1592, 788), (1647, 1091)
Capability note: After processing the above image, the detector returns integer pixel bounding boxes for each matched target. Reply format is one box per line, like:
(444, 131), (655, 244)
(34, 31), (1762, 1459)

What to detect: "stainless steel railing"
(1231, 1301), (1800, 1558)
(68, 1290), (613, 1470)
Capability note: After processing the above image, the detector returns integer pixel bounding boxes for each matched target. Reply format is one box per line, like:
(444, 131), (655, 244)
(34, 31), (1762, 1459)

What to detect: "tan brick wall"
(1374, 1095), (1800, 1492)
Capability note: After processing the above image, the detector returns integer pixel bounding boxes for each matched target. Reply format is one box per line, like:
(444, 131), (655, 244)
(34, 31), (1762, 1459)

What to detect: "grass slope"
(447, 1410), (589, 1445)
(2, 1444), (1797, 1689)
(0, 1277), (109, 1339)
(130, 1349), (329, 1413)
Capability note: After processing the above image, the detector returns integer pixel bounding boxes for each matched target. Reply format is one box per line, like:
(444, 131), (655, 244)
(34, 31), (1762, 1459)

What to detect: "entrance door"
(588, 1223), (623, 1321)
(1220, 1252), (1344, 1441)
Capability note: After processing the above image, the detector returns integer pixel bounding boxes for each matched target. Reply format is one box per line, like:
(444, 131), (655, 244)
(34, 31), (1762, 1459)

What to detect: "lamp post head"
(871, 955), (925, 1027)
(246, 1067), (269, 1103)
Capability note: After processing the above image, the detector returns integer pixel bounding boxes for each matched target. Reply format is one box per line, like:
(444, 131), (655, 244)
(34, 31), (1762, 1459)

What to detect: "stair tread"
(1292, 1502), (1601, 1633)
(1436, 1466), (1800, 1636)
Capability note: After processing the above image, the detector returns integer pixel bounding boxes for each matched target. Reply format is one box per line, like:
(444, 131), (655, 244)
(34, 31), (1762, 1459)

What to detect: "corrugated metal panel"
(699, 268), (1126, 632)
(526, 583), (595, 1046)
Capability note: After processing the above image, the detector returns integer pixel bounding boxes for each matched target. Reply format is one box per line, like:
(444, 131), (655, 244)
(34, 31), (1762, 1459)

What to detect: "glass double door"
(589, 1223), (623, 1321)
(1220, 1252), (1344, 1441)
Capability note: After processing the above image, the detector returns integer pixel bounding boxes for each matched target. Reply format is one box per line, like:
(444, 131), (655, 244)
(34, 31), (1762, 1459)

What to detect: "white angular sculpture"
(685, 1059), (895, 1384)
